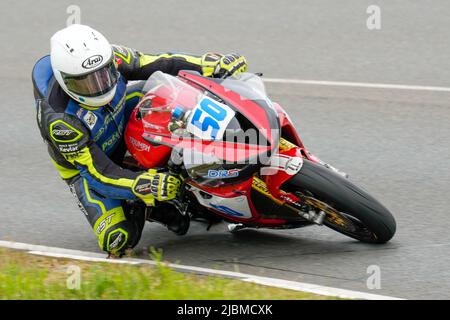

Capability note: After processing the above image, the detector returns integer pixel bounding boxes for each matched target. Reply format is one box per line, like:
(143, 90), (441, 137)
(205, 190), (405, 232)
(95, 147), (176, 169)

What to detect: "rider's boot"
(146, 203), (190, 236)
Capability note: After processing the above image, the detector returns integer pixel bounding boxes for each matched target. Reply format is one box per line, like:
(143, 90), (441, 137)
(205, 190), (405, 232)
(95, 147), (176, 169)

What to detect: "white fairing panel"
(191, 188), (253, 219)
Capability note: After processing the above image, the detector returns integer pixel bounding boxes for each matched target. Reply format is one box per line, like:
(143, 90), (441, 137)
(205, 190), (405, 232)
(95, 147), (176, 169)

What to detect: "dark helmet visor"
(61, 59), (118, 98)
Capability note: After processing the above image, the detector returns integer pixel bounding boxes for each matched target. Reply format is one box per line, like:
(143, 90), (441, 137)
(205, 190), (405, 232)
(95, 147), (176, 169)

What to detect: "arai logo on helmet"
(82, 55), (103, 69)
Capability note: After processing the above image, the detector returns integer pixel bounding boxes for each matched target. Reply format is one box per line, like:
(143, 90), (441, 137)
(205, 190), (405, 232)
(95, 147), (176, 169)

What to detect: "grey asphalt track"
(1, 0), (450, 299)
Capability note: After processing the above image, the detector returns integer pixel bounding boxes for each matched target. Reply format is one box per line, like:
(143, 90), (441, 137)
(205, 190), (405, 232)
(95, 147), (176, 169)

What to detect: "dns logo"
(207, 169), (239, 179)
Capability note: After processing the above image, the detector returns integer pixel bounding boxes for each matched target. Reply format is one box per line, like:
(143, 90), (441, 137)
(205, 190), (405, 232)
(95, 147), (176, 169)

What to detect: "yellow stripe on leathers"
(66, 147), (135, 189)
(139, 53), (203, 67)
(51, 159), (79, 179)
(83, 179), (127, 250)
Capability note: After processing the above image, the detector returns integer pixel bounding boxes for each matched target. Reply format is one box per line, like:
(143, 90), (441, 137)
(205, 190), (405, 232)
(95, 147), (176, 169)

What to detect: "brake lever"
(219, 70), (232, 80)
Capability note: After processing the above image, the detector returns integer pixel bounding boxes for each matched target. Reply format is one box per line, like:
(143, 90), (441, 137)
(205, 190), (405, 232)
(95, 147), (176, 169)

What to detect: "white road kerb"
(0, 240), (403, 300)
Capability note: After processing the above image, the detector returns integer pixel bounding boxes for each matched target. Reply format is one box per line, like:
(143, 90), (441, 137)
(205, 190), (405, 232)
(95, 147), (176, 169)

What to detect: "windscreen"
(139, 72), (280, 185)
(218, 73), (280, 149)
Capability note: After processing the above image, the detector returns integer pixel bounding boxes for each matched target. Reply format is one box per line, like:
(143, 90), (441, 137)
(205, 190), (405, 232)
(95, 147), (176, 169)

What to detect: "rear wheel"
(284, 160), (396, 243)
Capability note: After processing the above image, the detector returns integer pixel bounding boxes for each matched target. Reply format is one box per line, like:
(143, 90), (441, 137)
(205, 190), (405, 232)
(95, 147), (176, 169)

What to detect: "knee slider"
(100, 220), (141, 254)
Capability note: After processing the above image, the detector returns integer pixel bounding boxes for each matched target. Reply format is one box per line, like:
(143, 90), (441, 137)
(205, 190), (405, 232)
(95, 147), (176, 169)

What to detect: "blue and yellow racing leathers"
(32, 46), (225, 255)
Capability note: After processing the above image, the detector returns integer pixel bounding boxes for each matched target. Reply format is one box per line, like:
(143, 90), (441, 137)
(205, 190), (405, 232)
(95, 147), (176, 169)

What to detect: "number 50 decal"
(187, 96), (236, 140)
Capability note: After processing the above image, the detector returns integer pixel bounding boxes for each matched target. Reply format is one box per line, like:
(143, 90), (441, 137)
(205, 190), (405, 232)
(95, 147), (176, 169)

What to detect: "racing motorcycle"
(124, 70), (396, 243)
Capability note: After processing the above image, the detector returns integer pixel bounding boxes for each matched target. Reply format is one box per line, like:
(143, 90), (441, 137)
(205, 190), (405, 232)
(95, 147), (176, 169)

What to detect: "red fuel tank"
(124, 95), (172, 169)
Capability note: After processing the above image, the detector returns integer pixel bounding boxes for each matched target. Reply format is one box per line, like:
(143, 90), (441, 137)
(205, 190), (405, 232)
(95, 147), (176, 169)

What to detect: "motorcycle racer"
(31, 24), (248, 256)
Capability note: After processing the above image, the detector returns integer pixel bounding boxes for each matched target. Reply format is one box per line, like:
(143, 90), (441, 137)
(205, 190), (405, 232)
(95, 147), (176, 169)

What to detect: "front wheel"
(284, 160), (396, 243)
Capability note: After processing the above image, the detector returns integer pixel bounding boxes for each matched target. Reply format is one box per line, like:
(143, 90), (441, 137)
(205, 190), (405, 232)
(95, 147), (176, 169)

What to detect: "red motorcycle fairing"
(177, 71), (279, 149)
(123, 71), (397, 244)
(263, 146), (304, 204)
(125, 106), (172, 168)
(124, 71), (314, 225)
(188, 177), (290, 226)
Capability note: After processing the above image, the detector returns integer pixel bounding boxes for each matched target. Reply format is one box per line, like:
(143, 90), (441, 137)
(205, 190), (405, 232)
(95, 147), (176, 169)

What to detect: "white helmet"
(50, 24), (118, 107)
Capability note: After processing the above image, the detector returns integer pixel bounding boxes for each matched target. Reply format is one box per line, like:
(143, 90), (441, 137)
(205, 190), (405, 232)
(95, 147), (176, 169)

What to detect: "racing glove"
(132, 169), (181, 206)
(201, 53), (248, 78)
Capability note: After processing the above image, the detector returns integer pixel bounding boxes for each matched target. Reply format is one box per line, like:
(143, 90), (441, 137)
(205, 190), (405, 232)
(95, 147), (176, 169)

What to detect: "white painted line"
(28, 251), (142, 265)
(241, 277), (400, 300)
(0, 240), (403, 300)
(263, 78), (450, 93)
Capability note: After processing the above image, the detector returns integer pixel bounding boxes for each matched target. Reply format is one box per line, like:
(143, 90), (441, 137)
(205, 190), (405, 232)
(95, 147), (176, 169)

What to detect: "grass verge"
(0, 248), (338, 300)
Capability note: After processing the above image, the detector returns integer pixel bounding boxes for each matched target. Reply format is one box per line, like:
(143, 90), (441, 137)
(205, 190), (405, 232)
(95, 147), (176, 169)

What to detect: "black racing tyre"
(284, 159), (396, 243)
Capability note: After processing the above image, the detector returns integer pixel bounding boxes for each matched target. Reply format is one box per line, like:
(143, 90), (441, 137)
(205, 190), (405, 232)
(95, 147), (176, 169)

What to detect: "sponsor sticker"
(50, 121), (82, 142)
(207, 169), (239, 179)
(58, 143), (80, 153)
(52, 129), (74, 136)
(187, 96), (235, 141)
(109, 232), (124, 250)
(96, 213), (116, 234)
(76, 108), (84, 118)
(82, 55), (103, 69)
(129, 136), (150, 152)
(133, 177), (153, 195)
(260, 155), (303, 176)
(284, 156), (303, 175)
(83, 111), (98, 129)
(101, 130), (121, 151)
(191, 189), (254, 219)
(113, 45), (128, 57)
(210, 203), (244, 217)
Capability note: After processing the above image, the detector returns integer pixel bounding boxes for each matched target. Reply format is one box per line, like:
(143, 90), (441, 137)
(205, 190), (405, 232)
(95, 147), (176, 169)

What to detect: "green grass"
(0, 248), (337, 300)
